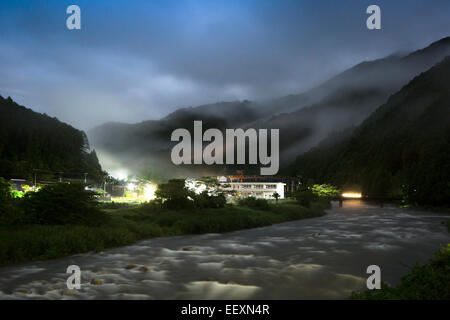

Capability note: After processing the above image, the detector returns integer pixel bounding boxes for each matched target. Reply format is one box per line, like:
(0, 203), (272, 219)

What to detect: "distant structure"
(217, 175), (299, 199)
(218, 174), (300, 196)
(9, 179), (31, 191)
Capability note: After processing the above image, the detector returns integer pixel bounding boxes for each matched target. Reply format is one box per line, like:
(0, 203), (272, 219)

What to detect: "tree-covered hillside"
(286, 57), (450, 206)
(0, 96), (105, 182)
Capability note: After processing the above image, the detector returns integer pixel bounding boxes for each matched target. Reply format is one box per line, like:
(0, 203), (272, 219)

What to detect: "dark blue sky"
(1, 0), (449, 130)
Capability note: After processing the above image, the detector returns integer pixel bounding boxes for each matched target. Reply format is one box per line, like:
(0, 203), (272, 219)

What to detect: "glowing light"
(186, 179), (207, 194)
(144, 183), (156, 200)
(110, 169), (128, 181)
(127, 183), (136, 191)
(342, 192), (362, 198)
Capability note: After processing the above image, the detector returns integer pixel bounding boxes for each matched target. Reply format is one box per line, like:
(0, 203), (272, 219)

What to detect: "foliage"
(293, 190), (318, 208)
(193, 191), (227, 209)
(155, 179), (227, 210)
(20, 183), (107, 226)
(350, 245), (450, 300)
(0, 95), (105, 182)
(154, 179), (194, 209)
(0, 199), (328, 266)
(0, 177), (21, 225)
(98, 201), (131, 210)
(272, 192), (280, 203)
(238, 197), (270, 210)
(0, 177), (12, 203)
(311, 184), (340, 198)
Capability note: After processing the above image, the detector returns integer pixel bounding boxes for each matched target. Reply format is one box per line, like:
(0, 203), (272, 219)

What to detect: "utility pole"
(32, 169), (39, 187)
(84, 173), (88, 184)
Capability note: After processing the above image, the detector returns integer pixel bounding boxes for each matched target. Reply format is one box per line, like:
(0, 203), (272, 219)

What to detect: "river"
(0, 200), (449, 299)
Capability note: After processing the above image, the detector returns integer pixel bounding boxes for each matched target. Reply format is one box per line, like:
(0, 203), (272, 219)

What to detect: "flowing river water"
(0, 200), (449, 300)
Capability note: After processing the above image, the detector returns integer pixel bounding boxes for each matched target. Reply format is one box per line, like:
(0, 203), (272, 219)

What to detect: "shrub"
(193, 191), (226, 209)
(0, 177), (12, 204)
(311, 184), (340, 198)
(293, 190), (318, 208)
(98, 201), (131, 210)
(0, 177), (22, 225)
(238, 197), (270, 210)
(155, 179), (194, 210)
(20, 183), (107, 226)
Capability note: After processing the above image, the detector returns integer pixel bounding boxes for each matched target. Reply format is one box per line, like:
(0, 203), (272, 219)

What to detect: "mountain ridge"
(88, 36), (450, 179)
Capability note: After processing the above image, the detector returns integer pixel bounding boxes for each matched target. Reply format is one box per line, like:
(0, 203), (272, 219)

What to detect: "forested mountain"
(0, 96), (105, 182)
(89, 37), (450, 179)
(285, 57), (450, 206)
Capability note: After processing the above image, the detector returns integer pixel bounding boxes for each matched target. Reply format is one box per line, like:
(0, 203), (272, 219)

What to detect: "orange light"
(342, 192), (362, 198)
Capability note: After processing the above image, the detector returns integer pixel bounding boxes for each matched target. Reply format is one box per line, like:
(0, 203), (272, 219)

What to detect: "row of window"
(231, 184), (278, 189)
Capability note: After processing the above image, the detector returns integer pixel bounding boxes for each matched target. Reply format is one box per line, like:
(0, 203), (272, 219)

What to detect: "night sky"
(1, 0), (449, 130)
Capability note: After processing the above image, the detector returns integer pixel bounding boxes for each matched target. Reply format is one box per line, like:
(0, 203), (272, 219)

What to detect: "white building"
(185, 178), (208, 194)
(217, 176), (285, 200)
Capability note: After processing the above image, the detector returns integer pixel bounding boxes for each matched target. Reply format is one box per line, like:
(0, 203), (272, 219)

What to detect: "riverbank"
(0, 200), (329, 266)
(1, 200), (448, 299)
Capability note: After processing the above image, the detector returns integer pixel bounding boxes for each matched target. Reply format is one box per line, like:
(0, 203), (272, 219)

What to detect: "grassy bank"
(0, 199), (329, 266)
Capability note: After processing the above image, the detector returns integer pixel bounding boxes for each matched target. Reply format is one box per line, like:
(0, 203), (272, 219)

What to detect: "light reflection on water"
(0, 200), (449, 299)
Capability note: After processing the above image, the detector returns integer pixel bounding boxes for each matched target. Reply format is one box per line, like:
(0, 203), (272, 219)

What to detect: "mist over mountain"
(259, 36), (450, 162)
(88, 37), (450, 179)
(285, 56), (450, 206)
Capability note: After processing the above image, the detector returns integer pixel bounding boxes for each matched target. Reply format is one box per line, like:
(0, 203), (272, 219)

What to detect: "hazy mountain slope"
(89, 37), (450, 179)
(258, 37), (450, 116)
(260, 37), (450, 162)
(88, 100), (260, 179)
(0, 96), (104, 182)
(285, 56), (450, 206)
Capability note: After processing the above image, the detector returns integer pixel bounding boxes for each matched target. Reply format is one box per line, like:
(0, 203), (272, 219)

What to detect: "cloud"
(0, 0), (449, 130)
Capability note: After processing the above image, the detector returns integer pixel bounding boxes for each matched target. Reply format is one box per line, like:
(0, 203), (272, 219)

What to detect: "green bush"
(20, 183), (107, 226)
(238, 197), (270, 210)
(193, 191), (226, 209)
(293, 190), (318, 208)
(311, 184), (340, 198)
(0, 177), (12, 206)
(0, 177), (22, 225)
(98, 201), (131, 210)
(155, 179), (195, 210)
(0, 197), (328, 266)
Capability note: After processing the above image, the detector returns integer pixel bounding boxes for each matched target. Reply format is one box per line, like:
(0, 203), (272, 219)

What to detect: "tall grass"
(0, 200), (328, 266)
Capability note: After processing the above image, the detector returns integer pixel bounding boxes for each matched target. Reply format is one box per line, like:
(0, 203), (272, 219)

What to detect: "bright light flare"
(342, 192), (362, 198)
(144, 183), (156, 200)
(127, 183), (136, 191)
